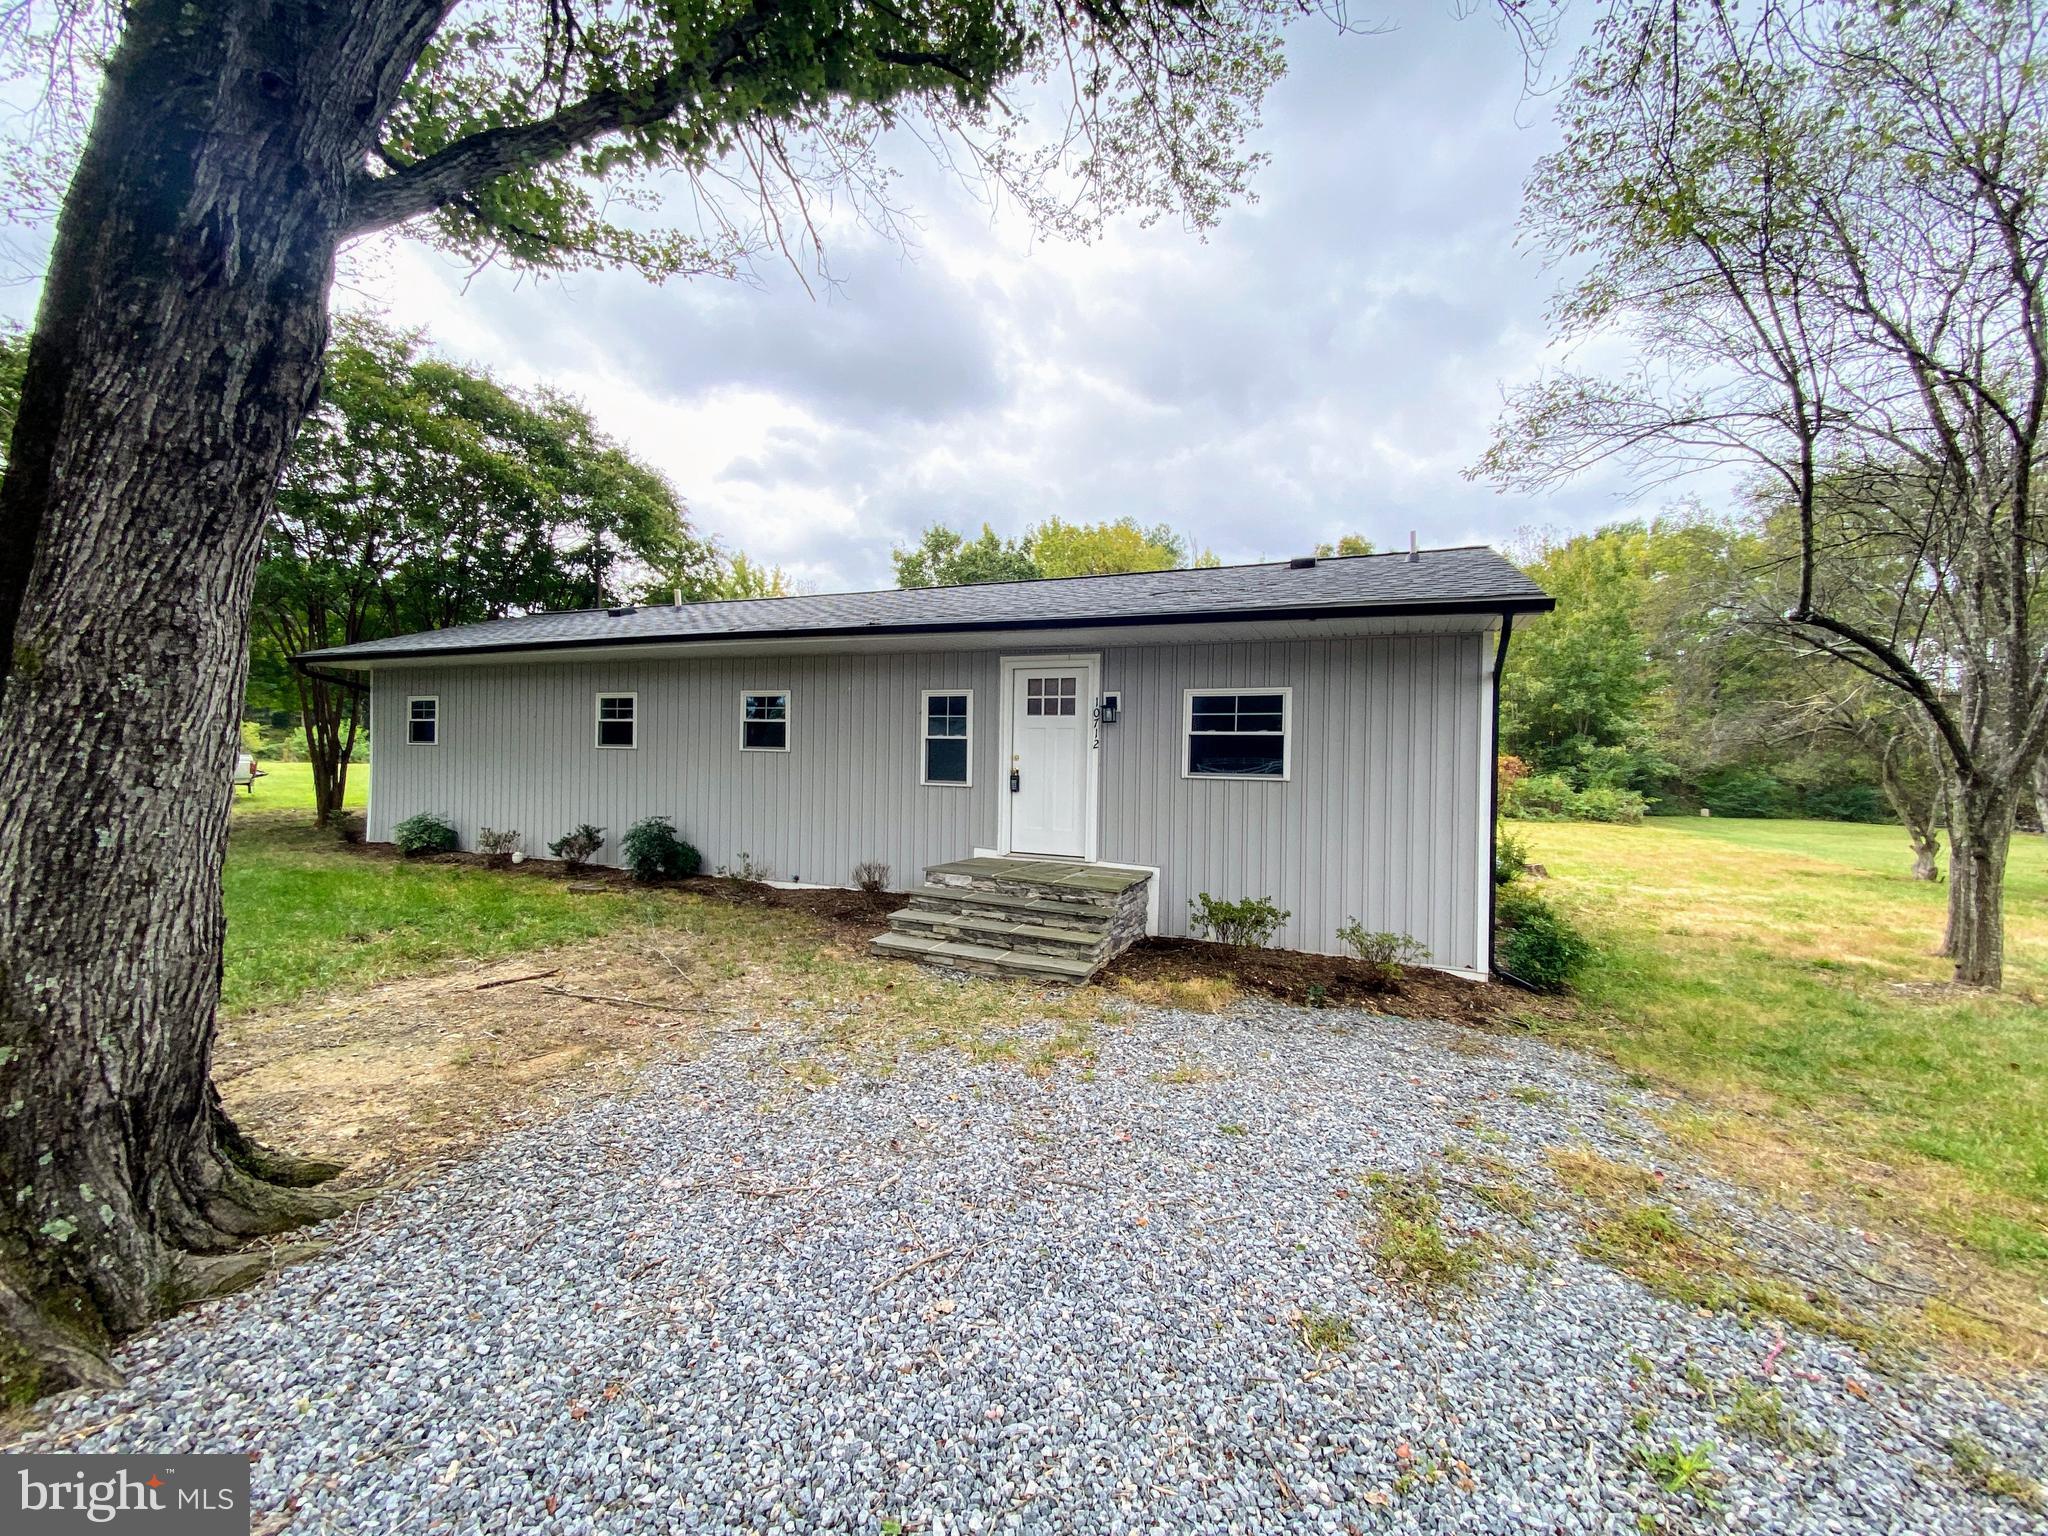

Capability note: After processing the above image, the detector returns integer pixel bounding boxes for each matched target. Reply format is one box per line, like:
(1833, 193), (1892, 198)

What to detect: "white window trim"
(1181, 686), (1293, 782)
(740, 689), (791, 753)
(593, 691), (638, 750)
(919, 689), (974, 788)
(407, 695), (440, 747)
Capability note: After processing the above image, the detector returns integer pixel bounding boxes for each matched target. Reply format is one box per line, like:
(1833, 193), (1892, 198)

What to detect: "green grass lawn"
(222, 810), (657, 1016)
(1517, 815), (2048, 1274)
(228, 759), (509, 1013)
(232, 759), (367, 815)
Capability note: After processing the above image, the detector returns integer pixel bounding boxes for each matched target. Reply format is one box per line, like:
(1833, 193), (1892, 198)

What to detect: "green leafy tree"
(1028, 516), (1187, 577)
(1314, 534), (1374, 557)
(259, 317), (709, 824)
(893, 523), (1041, 587)
(1502, 527), (1669, 784)
(0, 0), (1348, 1395)
(1477, 0), (2048, 986)
(638, 548), (793, 604)
(0, 329), (24, 473)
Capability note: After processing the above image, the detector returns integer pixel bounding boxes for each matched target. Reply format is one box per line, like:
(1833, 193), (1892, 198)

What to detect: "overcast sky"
(3, 6), (1643, 594)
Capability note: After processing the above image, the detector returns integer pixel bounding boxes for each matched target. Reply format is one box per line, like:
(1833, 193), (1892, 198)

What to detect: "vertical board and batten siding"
(1096, 635), (1486, 973)
(366, 629), (1491, 971)
(369, 651), (1000, 893)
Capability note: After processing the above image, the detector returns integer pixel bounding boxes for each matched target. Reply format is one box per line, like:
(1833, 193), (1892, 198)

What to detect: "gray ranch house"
(299, 548), (1553, 981)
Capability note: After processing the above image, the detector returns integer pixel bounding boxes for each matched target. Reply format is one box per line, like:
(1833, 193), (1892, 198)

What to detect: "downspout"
(1486, 613), (1514, 978)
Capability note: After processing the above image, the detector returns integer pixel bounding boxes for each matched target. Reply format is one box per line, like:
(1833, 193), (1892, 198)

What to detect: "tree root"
(0, 1280), (122, 1399)
(169, 1241), (333, 1307)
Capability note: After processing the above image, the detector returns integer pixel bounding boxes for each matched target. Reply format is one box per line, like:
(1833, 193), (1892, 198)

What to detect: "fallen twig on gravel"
(874, 1247), (967, 1291)
(473, 969), (560, 991)
(538, 984), (707, 1015)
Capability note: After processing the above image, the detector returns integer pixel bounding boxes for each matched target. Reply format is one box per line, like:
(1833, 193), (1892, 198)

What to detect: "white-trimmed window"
(1184, 688), (1291, 780)
(742, 690), (790, 752)
(407, 696), (439, 746)
(594, 692), (637, 749)
(921, 691), (972, 786)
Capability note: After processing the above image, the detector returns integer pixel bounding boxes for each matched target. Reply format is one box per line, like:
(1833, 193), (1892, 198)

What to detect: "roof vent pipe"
(1407, 531), (1419, 563)
(673, 587), (683, 607)
(1289, 555), (1316, 569)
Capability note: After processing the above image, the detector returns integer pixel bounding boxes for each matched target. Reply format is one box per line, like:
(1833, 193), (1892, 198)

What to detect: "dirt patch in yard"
(215, 937), (717, 1189)
(1098, 936), (1574, 1030)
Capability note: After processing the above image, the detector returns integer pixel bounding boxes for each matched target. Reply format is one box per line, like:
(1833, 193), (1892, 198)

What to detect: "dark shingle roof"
(298, 546), (1551, 665)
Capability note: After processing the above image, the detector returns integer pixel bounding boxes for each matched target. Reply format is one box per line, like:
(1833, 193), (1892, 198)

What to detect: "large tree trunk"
(1943, 779), (2015, 988)
(0, 0), (441, 1399)
(293, 667), (362, 826)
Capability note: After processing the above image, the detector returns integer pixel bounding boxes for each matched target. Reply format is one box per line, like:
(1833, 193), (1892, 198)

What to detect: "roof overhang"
(298, 597), (1555, 673)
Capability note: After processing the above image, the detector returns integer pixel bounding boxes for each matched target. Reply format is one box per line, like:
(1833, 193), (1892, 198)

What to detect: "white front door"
(1007, 664), (1091, 857)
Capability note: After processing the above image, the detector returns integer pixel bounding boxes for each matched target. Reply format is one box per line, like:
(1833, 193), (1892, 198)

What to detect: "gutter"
(289, 657), (370, 693)
(295, 594), (1558, 668)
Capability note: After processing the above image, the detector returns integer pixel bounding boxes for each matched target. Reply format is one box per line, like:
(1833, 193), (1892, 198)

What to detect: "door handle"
(1010, 768), (1021, 793)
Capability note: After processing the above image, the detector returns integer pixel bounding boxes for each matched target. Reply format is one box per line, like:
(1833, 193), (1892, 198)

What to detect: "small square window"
(922, 692), (971, 785)
(595, 693), (636, 749)
(407, 696), (438, 746)
(742, 691), (789, 752)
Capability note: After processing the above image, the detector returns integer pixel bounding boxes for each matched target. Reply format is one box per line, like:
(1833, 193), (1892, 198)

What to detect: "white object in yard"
(511, 850), (526, 864)
(233, 752), (265, 794)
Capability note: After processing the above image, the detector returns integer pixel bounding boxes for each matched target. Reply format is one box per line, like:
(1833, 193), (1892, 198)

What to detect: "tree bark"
(1871, 733), (1942, 882)
(0, 0), (444, 1399)
(1943, 780), (2015, 987)
(293, 667), (361, 827)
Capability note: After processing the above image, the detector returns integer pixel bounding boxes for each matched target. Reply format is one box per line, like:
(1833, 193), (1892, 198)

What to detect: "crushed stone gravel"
(21, 998), (2046, 1534)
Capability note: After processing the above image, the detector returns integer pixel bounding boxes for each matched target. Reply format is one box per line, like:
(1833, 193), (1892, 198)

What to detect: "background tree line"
(1497, 514), (1944, 873)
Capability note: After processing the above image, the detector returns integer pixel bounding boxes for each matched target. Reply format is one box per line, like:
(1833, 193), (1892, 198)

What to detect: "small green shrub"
(1507, 773), (1646, 824)
(852, 859), (890, 892)
(548, 823), (606, 872)
(1494, 827), (1530, 886)
(476, 827), (520, 868)
(1335, 921), (1428, 982)
(620, 816), (701, 882)
(392, 813), (458, 857)
(1496, 885), (1593, 992)
(1188, 893), (1289, 947)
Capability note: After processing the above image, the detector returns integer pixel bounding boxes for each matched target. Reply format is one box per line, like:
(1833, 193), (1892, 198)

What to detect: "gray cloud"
(2, 7), (1641, 594)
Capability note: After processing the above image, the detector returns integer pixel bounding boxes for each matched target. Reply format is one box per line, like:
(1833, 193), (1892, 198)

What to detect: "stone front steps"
(871, 857), (1152, 983)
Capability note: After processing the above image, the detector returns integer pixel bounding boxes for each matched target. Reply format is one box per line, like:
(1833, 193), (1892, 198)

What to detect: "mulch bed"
(1096, 936), (1571, 1030)
(337, 840), (910, 937)
(341, 839), (1557, 1024)
(672, 876), (907, 937)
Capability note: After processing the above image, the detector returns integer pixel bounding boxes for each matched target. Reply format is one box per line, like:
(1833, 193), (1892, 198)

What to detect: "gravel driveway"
(22, 1000), (2045, 1534)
